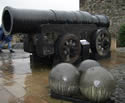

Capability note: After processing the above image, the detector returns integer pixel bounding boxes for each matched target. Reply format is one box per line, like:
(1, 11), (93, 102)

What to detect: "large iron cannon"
(2, 7), (111, 65)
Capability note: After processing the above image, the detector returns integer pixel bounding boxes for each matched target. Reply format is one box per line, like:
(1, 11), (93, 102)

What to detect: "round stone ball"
(80, 66), (115, 102)
(49, 63), (80, 96)
(78, 59), (100, 73)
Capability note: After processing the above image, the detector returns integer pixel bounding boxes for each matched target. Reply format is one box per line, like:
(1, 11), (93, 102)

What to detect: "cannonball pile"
(49, 59), (116, 102)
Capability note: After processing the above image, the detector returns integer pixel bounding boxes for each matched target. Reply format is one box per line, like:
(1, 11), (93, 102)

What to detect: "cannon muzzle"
(2, 7), (56, 35)
(2, 6), (109, 35)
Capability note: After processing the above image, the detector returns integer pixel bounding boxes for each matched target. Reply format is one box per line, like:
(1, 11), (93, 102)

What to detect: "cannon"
(2, 7), (111, 65)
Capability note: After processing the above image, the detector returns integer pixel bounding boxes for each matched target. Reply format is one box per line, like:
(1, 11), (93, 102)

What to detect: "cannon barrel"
(2, 7), (110, 35)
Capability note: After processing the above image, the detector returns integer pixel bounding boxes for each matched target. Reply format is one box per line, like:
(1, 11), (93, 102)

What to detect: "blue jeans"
(0, 41), (12, 50)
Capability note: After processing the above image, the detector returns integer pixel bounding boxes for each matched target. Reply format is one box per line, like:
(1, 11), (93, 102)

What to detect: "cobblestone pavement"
(110, 64), (125, 103)
(0, 49), (124, 103)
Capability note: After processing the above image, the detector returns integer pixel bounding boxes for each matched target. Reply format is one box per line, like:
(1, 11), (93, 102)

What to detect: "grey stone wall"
(80, 0), (125, 38)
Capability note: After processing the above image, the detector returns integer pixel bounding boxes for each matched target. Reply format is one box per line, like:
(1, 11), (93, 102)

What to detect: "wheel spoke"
(64, 50), (68, 55)
(101, 33), (105, 40)
(66, 54), (70, 62)
(69, 40), (73, 46)
(72, 42), (76, 46)
(65, 41), (69, 46)
(101, 48), (105, 52)
(98, 35), (102, 41)
(97, 42), (101, 45)
(98, 45), (102, 49)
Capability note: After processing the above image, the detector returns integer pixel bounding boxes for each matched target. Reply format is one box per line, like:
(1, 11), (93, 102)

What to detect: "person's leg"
(8, 42), (14, 53)
(0, 41), (6, 52)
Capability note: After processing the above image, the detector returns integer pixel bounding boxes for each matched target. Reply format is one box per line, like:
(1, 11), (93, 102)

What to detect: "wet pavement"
(0, 49), (125, 103)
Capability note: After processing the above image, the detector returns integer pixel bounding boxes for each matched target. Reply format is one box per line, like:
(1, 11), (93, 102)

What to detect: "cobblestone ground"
(110, 64), (125, 103)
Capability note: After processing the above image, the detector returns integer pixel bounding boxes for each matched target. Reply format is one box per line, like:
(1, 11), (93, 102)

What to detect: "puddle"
(99, 51), (125, 69)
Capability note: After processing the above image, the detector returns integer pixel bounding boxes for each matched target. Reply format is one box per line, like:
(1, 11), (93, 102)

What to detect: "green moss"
(118, 24), (125, 47)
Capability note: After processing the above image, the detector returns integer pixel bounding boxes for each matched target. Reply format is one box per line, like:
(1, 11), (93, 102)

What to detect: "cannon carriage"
(2, 7), (111, 65)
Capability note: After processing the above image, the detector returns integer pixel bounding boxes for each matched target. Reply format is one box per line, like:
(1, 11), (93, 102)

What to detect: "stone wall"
(80, 0), (125, 48)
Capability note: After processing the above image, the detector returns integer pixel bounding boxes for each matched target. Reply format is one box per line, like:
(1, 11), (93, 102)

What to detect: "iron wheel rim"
(96, 32), (110, 56)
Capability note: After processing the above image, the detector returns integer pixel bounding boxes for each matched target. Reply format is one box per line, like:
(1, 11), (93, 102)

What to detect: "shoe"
(10, 50), (15, 53)
(0, 49), (3, 53)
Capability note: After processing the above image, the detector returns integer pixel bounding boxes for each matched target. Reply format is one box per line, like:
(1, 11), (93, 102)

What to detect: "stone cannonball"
(80, 66), (115, 102)
(78, 59), (100, 73)
(49, 63), (80, 96)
